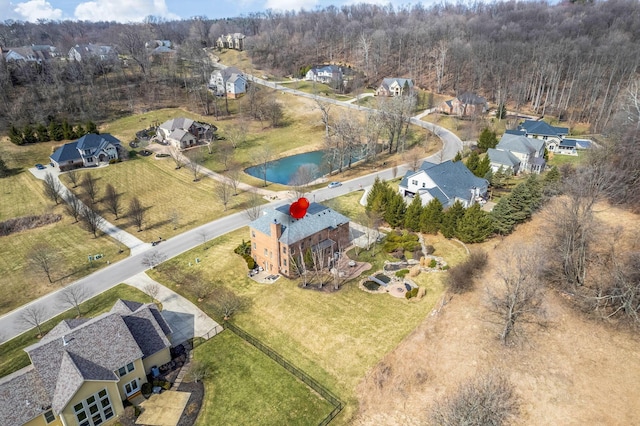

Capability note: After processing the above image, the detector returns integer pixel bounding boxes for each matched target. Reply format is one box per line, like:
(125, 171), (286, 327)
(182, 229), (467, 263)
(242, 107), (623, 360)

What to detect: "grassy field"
(194, 331), (334, 425)
(322, 190), (366, 219)
(148, 227), (454, 423)
(59, 155), (264, 242)
(547, 151), (584, 168)
(0, 284), (149, 377)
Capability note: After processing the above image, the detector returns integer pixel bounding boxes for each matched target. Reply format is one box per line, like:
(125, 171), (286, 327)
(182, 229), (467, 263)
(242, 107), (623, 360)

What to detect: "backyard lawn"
(0, 284), (150, 377)
(148, 226), (452, 424)
(194, 331), (334, 426)
(547, 151), (584, 168)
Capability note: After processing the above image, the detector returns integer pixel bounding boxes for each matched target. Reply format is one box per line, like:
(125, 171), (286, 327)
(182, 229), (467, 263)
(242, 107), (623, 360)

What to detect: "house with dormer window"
(0, 300), (172, 426)
(375, 78), (414, 97)
(488, 133), (546, 174)
(50, 134), (122, 171)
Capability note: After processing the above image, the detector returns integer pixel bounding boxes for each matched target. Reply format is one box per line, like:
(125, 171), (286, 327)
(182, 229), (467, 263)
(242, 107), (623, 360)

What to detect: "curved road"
(0, 73), (462, 342)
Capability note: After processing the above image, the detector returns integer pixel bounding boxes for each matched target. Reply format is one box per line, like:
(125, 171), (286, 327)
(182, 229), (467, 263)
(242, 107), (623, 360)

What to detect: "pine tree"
(48, 120), (64, 141)
(75, 124), (86, 137)
(453, 151), (463, 162)
(35, 123), (49, 142)
(491, 196), (517, 235)
(456, 203), (493, 243)
(420, 198), (443, 234)
(477, 128), (498, 152)
(524, 174), (542, 211)
(62, 119), (76, 140)
(465, 151), (480, 175)
(492, 166), (506, 188)
(0, 156), (9, 178)
(441, 201), (465, 238)
(474, 155), (491, 178)
(497, 103), (507, 120)
(366, 177), (391, 215)
(384, 192), (406, 228)
(404, 193), (423, 231)
(8, 124), (23, 145)
(86, 121), (99, 134)
(542, 166), (562, 197)
(22, 124), (36, 144)
(508, 182), (534, 222)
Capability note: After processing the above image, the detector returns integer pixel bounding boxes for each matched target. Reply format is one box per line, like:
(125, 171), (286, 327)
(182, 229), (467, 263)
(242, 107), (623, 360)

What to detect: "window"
(118, 362), (134, 377)
(411, 179), (418, 185)
(252, 242), (256, 249)
(282, 247), (287, 254)
(264, 248), (268, 256)
(283, 259), (287, 266)
(251, 231), (255, 237)
(74, 388), (113, 426)
(43, 410), (55, 423)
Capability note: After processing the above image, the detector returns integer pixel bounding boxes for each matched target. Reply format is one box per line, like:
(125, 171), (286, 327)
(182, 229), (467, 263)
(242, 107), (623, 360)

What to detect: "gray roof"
(418, 186), (449, 205)
(559, 139), (577, 148)
(169, 128), (191, 141)
(159, 117), (194, 133)
(518, 119), (569, 136)
(497, 133), (544, 155)
(403, 160), (488, 205)
(250, 202), (349, 246)
(50, 142), (81, 163)
(457, 92), (486, 105)
(380, 77), (414, 90)
(0, 300), (171, 424)
(504, 129), (525, 136)
(488, 148), (521, 168)
(76, 133), (120, 152)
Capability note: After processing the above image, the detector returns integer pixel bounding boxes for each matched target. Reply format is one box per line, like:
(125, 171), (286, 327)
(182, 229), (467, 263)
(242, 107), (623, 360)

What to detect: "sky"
(0, 0), (419, 23)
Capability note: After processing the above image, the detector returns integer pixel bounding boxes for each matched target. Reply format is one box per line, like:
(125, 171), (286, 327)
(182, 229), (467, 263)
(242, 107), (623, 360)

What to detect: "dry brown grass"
(354, 204), (640, 425)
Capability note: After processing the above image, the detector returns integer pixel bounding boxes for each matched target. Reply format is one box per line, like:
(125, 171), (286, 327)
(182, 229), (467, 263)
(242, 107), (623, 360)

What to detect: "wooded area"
(1, 0), (640, 133)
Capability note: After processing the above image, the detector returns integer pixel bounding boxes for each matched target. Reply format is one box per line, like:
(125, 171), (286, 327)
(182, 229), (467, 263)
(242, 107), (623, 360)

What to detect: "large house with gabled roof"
(375, 78), (414, 97)
(0, 300), (172, 426)
(488, 133), (546, 175)
(399, 160), (488, 208)
(156, 117), (215, 150)
(50, 134), (121, 171)
(437, 93), (488, 117)
(515, 119), (569, 152)
(249, 202), (350, 277)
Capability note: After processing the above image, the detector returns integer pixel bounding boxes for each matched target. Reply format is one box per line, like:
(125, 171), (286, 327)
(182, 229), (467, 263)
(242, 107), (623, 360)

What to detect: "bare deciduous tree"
(486, 247), (546, 345)
(27, 243), (59, 284)
(169, 209), (180, 230)
(63, 194), (83, 223)
(66, 169), (79, 187)
(315, 99), (332, 137)
(169, 145), (184, 169)
(103, 183), (122, 219)
(244, 190), (263, 221)
(129, 197), (145, 232)
(144, 282), (160, 303)
(429, 371), (519, 426)
(213, 178), (232, 211)
(59, 285), (87, 318)
(185, 148), (204, 181)
(215, 140), (233, 171)
(224, 123), (248, 149)
(21, 305), (47, 337)
(289, 164), (317, 199)
(43, 172), (63, 205)
(141, 250), (167, 269)
(256, 145), (272, 187)
(80, 204), (104, 237)
(227, 166), (241, 196)
(211, 286), (246, 320)
(80, 173), (100, 205)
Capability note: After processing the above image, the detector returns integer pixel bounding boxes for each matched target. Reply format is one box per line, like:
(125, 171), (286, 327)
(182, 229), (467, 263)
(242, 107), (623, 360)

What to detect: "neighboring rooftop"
(497, 133), (545, 154)
(518, 119), (569, 136)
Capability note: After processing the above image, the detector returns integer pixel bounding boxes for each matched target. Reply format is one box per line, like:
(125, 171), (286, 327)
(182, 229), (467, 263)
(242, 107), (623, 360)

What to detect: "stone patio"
(136, 391), (191, 426)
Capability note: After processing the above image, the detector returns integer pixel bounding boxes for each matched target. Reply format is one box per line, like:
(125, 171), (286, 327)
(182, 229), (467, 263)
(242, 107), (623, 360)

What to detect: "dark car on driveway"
(35, 164), (46, 170)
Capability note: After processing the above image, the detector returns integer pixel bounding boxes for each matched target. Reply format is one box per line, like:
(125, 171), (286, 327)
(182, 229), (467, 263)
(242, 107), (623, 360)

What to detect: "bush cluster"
(405, 287), (419, 299)
(8, 119), (98, 145)
(234, 240), (256, 269)
(447, 250), (488, 294)
(0, 213), (62, 236)
(395, 269), (410, 278)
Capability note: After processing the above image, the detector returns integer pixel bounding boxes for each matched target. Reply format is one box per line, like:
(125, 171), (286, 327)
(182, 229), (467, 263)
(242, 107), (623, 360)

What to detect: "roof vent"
(62, 336), (69, 346)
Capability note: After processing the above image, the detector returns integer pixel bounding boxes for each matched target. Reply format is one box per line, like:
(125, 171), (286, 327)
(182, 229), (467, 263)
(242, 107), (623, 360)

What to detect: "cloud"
(74, 0), (179, 22)
(13, 0), (63, 21)
(264, 0), (318, 12)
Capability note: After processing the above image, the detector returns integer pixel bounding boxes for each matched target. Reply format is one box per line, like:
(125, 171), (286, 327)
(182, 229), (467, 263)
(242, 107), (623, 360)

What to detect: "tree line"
(8, 118), (98, 145)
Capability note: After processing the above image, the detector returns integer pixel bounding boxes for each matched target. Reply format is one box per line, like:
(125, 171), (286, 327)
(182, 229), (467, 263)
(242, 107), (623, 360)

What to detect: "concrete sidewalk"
(126, 272), (222, 345)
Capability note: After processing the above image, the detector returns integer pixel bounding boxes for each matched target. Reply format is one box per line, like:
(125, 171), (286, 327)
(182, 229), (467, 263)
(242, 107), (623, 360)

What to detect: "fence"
(224, 321), (344, 425)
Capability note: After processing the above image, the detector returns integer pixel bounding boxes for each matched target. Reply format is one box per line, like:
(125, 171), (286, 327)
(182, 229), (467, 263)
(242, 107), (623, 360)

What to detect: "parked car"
(327, 181), (342, 188)
(35, 164), (45, 170)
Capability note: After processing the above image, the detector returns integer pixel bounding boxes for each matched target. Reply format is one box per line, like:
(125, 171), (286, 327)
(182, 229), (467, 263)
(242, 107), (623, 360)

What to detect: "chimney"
(270, 220), (282, 239)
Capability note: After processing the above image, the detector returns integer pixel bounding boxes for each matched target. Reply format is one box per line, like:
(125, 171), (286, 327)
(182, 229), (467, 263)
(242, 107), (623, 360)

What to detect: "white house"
(375, 78), (414, 97)
(157, 117), (215, 150)
(489, 133), (546, 174)
(209, 67), (246, 98)
(305, 65), (343, 84)
(516, 119), (569, 152)
(68, 44), (117, 62)
(399, 160), (488, 208)
(50, 133), (121, 171)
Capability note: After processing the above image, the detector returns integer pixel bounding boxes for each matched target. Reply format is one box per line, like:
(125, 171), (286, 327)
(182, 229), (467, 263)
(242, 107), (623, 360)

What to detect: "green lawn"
(322, 191), (366, 219)
(547, 151), (584, 168)
(148, 227), (451, 424)
(59, 155), (265, 242)
(0, 284), (150, 377)
(194, 331), (334, 426)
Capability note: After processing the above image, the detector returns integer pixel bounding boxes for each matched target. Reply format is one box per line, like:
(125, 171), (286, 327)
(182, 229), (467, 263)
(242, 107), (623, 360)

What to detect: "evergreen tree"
(404, 193), (423, 231)
(420, 198), (443, 234)
(507, 182), (534, 222)
(75, 124), (86, 137)
(366, 177), (391, 215)
(440, 201), (465, 238)
(542, 166), (562, 197)
(22, 124), (36, 144)
(86, 121), (99, 134)
(35, 123), (49, 142)
(8, 124), (23, 145)
(474, 155), (491, 178)
(453, 151), (463, 162)
(0, 156), (9, 178)
(491, 196), (517, 235)
(61, 119), (76, 140)
(477, 128), (498, 152)
(48, 120), (64, 141)
(466, 151), (480, 175)
(497, 103), (507, 120)
(456, 203), (493, 243)
(384, 192), (406, 228)
(524, 174), (542, 211)
(484, 168), (493, 183)
(492, 166), (506, 188)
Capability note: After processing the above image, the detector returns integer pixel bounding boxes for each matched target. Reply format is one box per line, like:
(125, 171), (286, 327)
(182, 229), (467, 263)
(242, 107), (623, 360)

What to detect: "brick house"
(0, 300), (172, 426)
(249, 202), (350, 277)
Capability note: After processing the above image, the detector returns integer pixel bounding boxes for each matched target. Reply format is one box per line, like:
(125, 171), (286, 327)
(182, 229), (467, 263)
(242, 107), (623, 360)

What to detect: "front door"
(124, 379), (139, 397)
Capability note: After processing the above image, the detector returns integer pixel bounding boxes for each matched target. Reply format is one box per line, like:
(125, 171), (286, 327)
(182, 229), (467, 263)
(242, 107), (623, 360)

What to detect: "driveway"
(126, 272), (222, 345)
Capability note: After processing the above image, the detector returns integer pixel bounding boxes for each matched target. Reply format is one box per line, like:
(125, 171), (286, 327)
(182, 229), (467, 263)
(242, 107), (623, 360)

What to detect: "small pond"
(363, 281), (381, 291)
(244, 149), (364, 185)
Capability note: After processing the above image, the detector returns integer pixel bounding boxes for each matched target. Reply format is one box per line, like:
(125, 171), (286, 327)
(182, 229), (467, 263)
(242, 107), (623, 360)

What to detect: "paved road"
(0, 68), (462, 343)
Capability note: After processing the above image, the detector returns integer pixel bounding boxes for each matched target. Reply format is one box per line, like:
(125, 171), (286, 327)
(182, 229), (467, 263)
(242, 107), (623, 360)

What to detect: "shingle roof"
(110, 299), (144, 314)
(121, 306), (172, 358)
(159, 117), (194, 133)
(559, 139), (577, 148)
(488, 148), (521, 168)
(457, 92), (486, 105)
(50, 142), (81, 163)
(519, 119), (569, 136)
(404, 160), (488, 205)
(0, 366), (51, 426)
(504, 129), (525, 136)
(169, 128), (190, 141)
(497, 133), (544, 155)
(250, 202), (349, 246)
(380, 77), (414, 90)
(75, 133), (120, 151)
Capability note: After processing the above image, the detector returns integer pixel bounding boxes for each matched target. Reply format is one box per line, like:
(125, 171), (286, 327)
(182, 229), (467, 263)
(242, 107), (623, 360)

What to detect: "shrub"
(141, 382), (152, 396)
(405, 291), (413, 299)
(441, 265), (450, 270)
(108, 158), (121, 164)
(429, 259), (437, 268)
(155, 153), (170, 158)
(410, 287), (419, 298)
(364, 281), (380, 291)
(243, 255), (256, 270)
(396, 269), (410, 278)
(391, 249), (405, 259)
(128, 150), (138, 158)
(447, 250), (488, 294)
